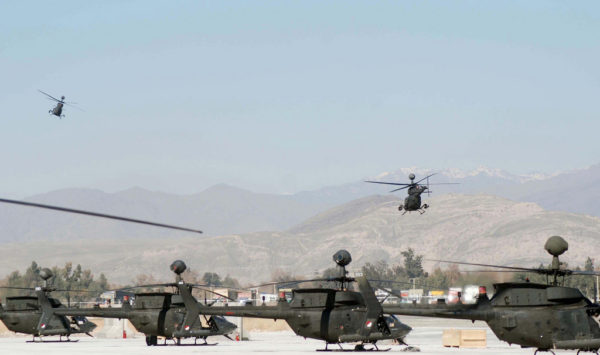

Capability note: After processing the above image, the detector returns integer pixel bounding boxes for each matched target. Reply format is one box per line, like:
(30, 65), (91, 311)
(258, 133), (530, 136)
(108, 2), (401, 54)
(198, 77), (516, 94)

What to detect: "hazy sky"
(1, 1), (599, 198)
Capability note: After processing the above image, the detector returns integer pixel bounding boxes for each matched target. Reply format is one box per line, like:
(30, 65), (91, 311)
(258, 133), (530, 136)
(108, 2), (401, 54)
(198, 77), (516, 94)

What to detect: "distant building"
(99, 290), (135, 305)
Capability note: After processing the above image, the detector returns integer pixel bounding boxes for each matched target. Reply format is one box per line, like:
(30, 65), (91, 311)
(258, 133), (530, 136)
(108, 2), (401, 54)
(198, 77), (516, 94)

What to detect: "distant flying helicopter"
(365, 173), (458, 214)
(38, 90), (82, 119)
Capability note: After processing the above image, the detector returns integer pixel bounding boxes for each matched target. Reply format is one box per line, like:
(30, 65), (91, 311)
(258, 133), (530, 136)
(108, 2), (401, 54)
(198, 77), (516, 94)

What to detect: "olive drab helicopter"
(38, 90), (83, 119)
(384, 236), (600, 355)
(0, 268), (97, 342)
(199, 250), (413, 351)
(365, 173), (458, 214)
(56, 260), (237, 346)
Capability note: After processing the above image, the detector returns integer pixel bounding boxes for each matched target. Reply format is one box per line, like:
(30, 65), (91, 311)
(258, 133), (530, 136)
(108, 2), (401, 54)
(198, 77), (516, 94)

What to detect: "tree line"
(0, 262), (241, 302)
(355, 248), (599, 300)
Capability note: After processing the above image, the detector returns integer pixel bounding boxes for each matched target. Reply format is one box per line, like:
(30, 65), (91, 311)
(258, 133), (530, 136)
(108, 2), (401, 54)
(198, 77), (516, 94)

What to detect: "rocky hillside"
(1, 194), (598, 284)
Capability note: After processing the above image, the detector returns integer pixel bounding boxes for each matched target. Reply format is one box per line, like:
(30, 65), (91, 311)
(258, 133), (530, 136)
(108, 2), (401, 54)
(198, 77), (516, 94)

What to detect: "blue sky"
(1, 1), (599, 197)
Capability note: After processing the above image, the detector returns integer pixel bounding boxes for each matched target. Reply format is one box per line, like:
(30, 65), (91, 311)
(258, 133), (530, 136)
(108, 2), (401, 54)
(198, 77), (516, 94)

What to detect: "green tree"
(202, 272), (222, 286)
(401, 248), (425, 278)
(222, 275), (241, 288)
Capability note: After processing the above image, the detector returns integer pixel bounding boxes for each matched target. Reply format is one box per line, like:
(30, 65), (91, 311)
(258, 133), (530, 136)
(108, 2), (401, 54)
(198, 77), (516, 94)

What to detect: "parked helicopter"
(199, 250), (413, 351)
(38, 90), (82, 119)
(55, 260), (237, 346)
(0, 268), (97, 342)
(365, 173), (458, 214)
(384, 236), (600, 355)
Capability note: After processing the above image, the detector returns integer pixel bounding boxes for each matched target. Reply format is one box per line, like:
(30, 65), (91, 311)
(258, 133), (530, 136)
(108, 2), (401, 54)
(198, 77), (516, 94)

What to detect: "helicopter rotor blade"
(364, 181), (411, 187)
(189, 285), (236, 301)
(64, 103), (85, 111)
(390, 185), (410, 193)
(0, 197), (203, 234)
(246, 277), (341, 289)
(460, 270), (520, 273)
(426, 183), (461, 185)
(38, 90), (62, 102)
(54, 289), (103, 293)
(570, 270), (600, 276)
(188, 283), (247, 292)
(428, 259), (545, 273)
(367, 279), (438, 290)
(0, 286), (37, 290)
(115, 283), (176, 291)
(414, 173), (437, 185)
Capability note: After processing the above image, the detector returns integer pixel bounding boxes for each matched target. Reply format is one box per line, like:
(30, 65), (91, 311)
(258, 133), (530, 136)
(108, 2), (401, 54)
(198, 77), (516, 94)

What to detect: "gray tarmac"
(0, 317), (575, 354)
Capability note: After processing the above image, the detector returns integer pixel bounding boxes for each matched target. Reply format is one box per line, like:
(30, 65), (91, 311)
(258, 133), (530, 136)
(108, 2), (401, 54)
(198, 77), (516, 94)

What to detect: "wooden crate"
(442, 329), (486, 348)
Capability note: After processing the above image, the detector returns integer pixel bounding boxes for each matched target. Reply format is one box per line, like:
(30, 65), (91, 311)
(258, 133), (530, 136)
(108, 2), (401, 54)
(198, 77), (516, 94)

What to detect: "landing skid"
(317, 343), (390, 352)
(155, 343), (218, 347)
(27, 335), (78, 343)
(576, 350), (600, 355)
(399, 205), (429, 215)
(155, 337), (218, 346)
(534, 350), (555, 355)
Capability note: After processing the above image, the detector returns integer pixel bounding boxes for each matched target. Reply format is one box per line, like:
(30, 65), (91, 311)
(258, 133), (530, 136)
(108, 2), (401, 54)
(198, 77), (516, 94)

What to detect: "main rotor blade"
(427, 183), (461, 185)
(0, 286), (104, 293)
(116, 283), (176, 290)
(570, 270), (600, 276)
(460, 270), (519, 273)
(190, 286), (236, 301)
(0, 198), (203, 234)
(428, 259), (543, 273)
(64, 103), (85, 111)
(54, 289), (104, 293)
(189, 284), (247, 292)
(364, 181), (411, 187)
(390, 185), (410, 193)
(38, 90), (61, 102)
(246, 278), (337, 289)
(367, 279), (438, 290)
(414, 173), (437, 185)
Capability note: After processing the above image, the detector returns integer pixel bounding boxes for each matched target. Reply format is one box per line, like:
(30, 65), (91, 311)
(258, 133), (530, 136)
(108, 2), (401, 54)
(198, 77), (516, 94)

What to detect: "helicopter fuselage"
(55, 292), (237, 344)
(202, 288), (411, 345)
(50, 103), (63, 117)
(485, 283), (600, 350)
(385, 282), (600, 351)
(0, 295), (95, 337)
(401, 185), (428, 212)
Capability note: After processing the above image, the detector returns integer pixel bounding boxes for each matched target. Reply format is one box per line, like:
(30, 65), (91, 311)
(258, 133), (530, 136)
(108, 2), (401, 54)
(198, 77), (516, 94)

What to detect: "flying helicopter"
(365, 173), (458, 214)
(38, 90), (82, 119)
(55, 260), (237, 346)
(0, 268), (97, 342)
(383, 236), (600, 355)
(199, 250), (413, 351)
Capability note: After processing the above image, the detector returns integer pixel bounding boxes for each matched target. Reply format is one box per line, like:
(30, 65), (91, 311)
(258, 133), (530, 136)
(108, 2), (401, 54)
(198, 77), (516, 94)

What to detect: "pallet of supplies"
(442, 329), (486, 348)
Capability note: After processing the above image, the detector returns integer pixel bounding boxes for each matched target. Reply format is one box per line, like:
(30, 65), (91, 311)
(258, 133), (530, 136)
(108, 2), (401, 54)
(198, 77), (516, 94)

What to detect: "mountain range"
(1, 164), (599, 283)
(1, 193), (599, 284)
(1, 164), (599, 243)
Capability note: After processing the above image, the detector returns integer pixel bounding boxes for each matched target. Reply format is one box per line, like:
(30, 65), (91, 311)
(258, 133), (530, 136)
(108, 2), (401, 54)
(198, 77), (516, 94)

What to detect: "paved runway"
(0, 317), (572, 354)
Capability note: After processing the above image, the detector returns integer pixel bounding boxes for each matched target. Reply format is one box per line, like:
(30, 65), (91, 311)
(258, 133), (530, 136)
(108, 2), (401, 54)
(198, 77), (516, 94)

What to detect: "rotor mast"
(544, 236), (569, 286)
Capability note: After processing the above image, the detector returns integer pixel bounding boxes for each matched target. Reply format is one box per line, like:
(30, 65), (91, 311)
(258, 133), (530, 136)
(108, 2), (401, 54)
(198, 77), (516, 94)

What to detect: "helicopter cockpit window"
(5, 297), (39, 311)
(134, 294), (169, 309)
(289, 291), (331, 308)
